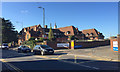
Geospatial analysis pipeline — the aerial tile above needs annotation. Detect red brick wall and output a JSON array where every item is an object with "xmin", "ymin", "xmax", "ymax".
[
  {"xmin": 43, "ymin": 40, "xmax": 110, "ymax": 49},
  {"xmin": 75, "ymin": 40, "xmax": 110, "ymax": 48},
  {"xmin": 118, "ymin": 37, "xmax": 120, "ymax": 53},
  {"xmin": 56, "ymin": 38, "xmax": 68, "ymax": 42},
  {"xmin": 110, "ymin": 38, "xmax": 117, "ymax": 51}
]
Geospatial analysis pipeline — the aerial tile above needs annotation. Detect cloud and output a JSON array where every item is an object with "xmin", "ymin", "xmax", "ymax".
[{"xmin": 20, "ymin": 10, "xmax": 29, "ymax": 13}]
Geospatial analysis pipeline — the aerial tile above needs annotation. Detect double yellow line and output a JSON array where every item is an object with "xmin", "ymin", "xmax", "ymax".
[{"xmin": 0, "ymin": 59, "xmax": 23, "ymax": 72}]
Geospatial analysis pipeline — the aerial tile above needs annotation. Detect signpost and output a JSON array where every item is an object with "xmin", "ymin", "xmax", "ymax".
[
  {"xmin": 57, "ymin": 43, "xmax": 69, "ymax": 47},
  {"xmin": 113, "ymin": 41, "xmax": 118, "ymax": 51}
]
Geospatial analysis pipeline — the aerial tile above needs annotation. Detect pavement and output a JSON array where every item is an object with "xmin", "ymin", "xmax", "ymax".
[{"xmin": 55, "ymin": 45, "xmax": 119, "ymax": 62}]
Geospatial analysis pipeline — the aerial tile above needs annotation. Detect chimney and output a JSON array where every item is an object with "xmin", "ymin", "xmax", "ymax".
[
  {"xmin": 44, "ymin": 25, "xmax": 47, "ymax": 28},
  {"xmin": 24, "ymin": 28, "xmax": 26, "ymax": 32},
  {"xmin": 76, "ymin": 28, "xmax": 78, "ymax": 31},
  {"xmin": 54, "ymin": 22, "xmax": 57, "ymax": 29}
]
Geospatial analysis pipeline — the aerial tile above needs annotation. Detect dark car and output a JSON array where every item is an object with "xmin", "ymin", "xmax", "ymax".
[
  {"xmin": 18, "ymin": 45, "xmax": 31, "ymax": 53},
  {"xmin": 33, "ymin": 45, "xmax": 54, "ymax": 55}
]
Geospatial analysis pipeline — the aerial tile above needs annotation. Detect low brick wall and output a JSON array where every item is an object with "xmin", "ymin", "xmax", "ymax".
[
  {"xmin": 46, "ymin": 41, "xmax": 57, "ymax": 49},
  {"xmin": 75, "ymin": 40, "xmax": 110, "ymax": 48},
  {"xmin": 39, "ymin": 40, "xmax": 110, "ymax": 49}
]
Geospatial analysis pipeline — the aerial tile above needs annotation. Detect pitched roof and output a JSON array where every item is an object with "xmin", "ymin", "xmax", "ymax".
[
  {"xmin": 82, "ymin": 28, "xmax": 99, "ymax": 36},
  {"xmin": 24, "ymin": 24, "xmax": 41, "ymax": 29},
  {"xmin": 57, "ymin": 26, "xmax": 77, "ymax": 36},
  {"xmin": 43, "ymin": 28, "xmax": 64, "ymax": 33}
]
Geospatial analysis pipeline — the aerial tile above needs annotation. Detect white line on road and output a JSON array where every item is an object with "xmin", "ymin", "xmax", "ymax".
[{"xmin": 67, "ymin": 54, "xmax": 92, "ymax": 57}]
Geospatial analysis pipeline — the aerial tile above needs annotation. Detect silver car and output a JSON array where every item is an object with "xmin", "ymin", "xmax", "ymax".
[{"xmin": 33, "ymin": 45, "xmax": 54, "ymax": 55}]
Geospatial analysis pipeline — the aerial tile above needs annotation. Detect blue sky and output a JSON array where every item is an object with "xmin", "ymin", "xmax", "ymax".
[{"xmin": 2, "ymin": 2, "xmax": 118, "ymax": 38}]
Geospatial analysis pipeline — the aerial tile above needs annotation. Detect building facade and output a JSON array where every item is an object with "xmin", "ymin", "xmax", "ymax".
[{"xmin": 18, "ymin": 24, "xmax": 104, "ymax": 45}]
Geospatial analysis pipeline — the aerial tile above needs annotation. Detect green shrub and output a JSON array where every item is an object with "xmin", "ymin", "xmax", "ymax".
[
  {"xmin": 28, "ymin": 37, "xmax": 35, "ymax": 41},
  {"xmin": 43, "ymin": 39, "xmax": 50, "ymax": 41},
  {"xmin": 21, "ymin": 40, "xmax": 36, "ymax": 50},
  {"xmin": 38, "ymin": 37, "xmax": 44, "ymax": 41}
]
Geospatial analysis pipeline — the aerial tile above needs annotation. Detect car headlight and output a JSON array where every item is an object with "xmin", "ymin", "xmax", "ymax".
[{"xmin": 43, "ymin": 49, "xmax": 47, "ymax": 51}]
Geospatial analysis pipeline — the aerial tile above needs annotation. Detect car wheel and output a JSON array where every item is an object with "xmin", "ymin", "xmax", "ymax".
[
  {"xmin": 41, "ymin": 51, "xmax": 44, "ymax": 56},
  {"xmin": 18, "ymin": 50, "xmax": 21, "ymax": 53}
]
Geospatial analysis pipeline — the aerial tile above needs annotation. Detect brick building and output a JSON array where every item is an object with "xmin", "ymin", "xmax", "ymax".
[
  {"xmin": 18, "ymin": 24, "xmax": 104, "ymax": 45},
  {"xmin": 82, "ymin": 28, "xmax": 104, "ymax": 40}
]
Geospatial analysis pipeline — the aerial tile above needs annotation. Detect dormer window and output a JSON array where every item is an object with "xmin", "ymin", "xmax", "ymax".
[
  {"xmin": 90, "ymin": 33, "xmax": 94, "ymax": 36},
  {"xmin": 86, "ymin": 33, "xmax": 89, "ymax": 36},
  {"xmin": 66, "ymin": 31, "xmax": 70, "ymax": 35},
  {"xmin": 24, "ymin": 28, "xmax": 27, "ymax": 32},
  {"xmin": 38, "ymin": 26, "xmax": 41, "ymax": 29}
]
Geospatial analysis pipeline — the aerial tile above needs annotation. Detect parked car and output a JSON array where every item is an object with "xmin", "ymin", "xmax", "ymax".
[
  {"xmin": 0, "ymin": 43, "xmax": 9, "ymax": 49},
  {"xmin": 18, "ymin": 45, "xmax": 31, "ymax": 53},
  {"xmin": 33, "ymin": 45, "xmax": 54, "ymax": 55}
]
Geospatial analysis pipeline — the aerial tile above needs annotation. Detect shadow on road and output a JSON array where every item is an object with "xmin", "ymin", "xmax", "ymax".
[
  {"xmin": 2, "ymin": 49, "xmax": 68, "ymax": 59},
  {"xmin": 2, "ymin": 58, "xmax": 119, "ymax": 72}
]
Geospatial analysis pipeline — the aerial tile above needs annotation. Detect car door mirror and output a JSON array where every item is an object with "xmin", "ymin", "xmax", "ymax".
[{"xmin": 38, "ymin": 47, "xmax": 41, "ymax": 49}]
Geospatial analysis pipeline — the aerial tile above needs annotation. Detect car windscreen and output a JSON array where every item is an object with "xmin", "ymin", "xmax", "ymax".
[
  {"xmin": 20, "ymin": 46, "xmax": 28, "ymax": 48},
  {"xmin": 2, "ymin": 44, "xmax": 8, "ymax": 46},
  {"xmin": 23, "ymin": 46, "xmax": 29, "ymax": 48},
  {"xmin": 41, "ymin": 45, "xmax": 49, "ymax": 49}
]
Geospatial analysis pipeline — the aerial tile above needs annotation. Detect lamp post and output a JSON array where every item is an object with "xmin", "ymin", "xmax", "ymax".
[
  {"xmin": 38, "ymin": 6, "xmax": 45, "ymax": 37},
  {"xmin": 38, "ymin": 6, "xmax": 45, "ymax": 28}
]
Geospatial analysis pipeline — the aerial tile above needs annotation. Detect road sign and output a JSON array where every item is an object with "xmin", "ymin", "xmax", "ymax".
[
  {"xmin": 113, "ymin": 41, "xmax": 118, "ymax": 51},
  {"xmin": 57, "ymin": 43, "xmax": 69, "ymax": 47}
]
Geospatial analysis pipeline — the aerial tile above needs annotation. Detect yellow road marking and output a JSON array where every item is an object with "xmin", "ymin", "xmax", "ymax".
[
  {"xmin": 6, "ymin": 62, "xmax": 23, "ymax": 72},
  {"xmin": 69, "ymin": 54, "xmax": 120, "ymax": 62},
  {"xmin": 0, "ymin": 59, "xmax": 7, "ymax": 62},
  {"xmin": 74, "ymin": 55, "xmax": 77, "ymax": 63},
  {"xmin": 0, "ymin": 59, "xmax": 23, "ymax": 72},
  {"xmin": 35, "ymin": 55, "xmax": 59, "ymax": 60}
]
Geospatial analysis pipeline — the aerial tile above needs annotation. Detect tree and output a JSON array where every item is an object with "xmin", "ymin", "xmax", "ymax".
[
  {"xmin": 69, "ymin": 35, "xmax": 78, "ymax": 40},
  {"xmin": 48, "ymin": 23, "xmax": 54, "ymax": 41},
  {"xmin": 69, "ymin": 35, "xmax": 74, "ymax": 40},
  {"xmin": 1, "ymin": 18, "xmax": 18, "ymax": 43},
  {"xmin": 28, "ymin": 37, "xmax": 35, "ymax": 41}
]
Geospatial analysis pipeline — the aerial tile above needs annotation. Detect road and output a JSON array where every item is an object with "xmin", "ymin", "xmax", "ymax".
[{"xmin": 1, "ymin": 47, "xmax": 119, "ymax": 72}]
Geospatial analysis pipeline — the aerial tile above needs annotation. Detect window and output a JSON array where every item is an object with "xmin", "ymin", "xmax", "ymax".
[
  {"xmin": 27, "ymin": 34, "xmax": 29, "ymax": 39},
  {"xmin": 38, "ymin": 26, "xmax": 41, "ymax": 28},
  {"xmin": 66, "ymin": 31, "xmax": 70, "ymax": 34},
  {"xmin": 86, "ymin": 33, "xmax": 89, "ymax": 36},
  {"xmin": 90, "ymin": 33, "xmax": 94, "ymax": 36},
  {"xmin": 54, "ymin": 33, "xmax": 56, "ymax": 35},
  {"xmin": 46, "ymin": 32, "xmax": 49, "ymax": 34},
  {"xmin": 42, "ymin": 35, "xmax": 46, "ymax": 37}
]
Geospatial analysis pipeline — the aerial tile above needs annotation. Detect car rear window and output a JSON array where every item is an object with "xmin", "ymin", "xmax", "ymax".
[
  {"xmin": 2, "ymin": 44, "xmax": 8, "ymax": 46},
  {"xmin": 41, "ymin": 45, "xmax": 49, "ymax": 49}
]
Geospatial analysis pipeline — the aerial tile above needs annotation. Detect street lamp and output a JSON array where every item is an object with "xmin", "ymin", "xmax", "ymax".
[
  {"xmin": 38, "ymin": 6, "xmax": 45, "ymax": 28},
  {"xmin": 38, "ymin": 6, "xmax": 45, "ymax": 37}
]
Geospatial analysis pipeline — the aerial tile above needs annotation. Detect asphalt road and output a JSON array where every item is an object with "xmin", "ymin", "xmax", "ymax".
[{"xmin": 1, "ymin": 48, "xmax": 120, "ymax": 72}]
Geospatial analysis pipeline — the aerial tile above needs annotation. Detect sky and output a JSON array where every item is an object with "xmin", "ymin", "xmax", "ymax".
[{"xmin": 1, "ymin": 2, "xmax": 118, "ymax": 38}]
